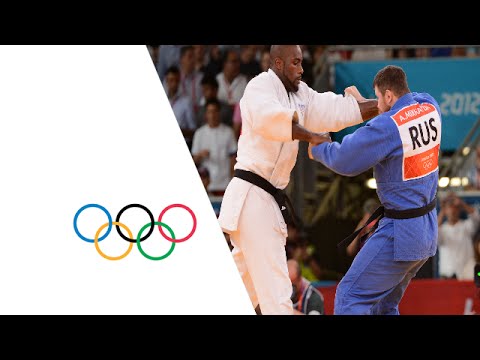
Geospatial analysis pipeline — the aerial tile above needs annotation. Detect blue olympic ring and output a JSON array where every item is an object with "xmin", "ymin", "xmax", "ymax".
[{"xmin": 73, "ymin": 203, "xmax": 113, "ymax": 243}]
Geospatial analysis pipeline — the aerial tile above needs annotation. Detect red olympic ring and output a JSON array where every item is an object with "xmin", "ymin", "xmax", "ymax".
[{"xmin": 158, "ymin": 204, "xmax": 197, "ymax": 243}]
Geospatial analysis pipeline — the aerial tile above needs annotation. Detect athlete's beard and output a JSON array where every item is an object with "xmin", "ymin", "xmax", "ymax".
[
  {"xmin": 283, "ymin": 68, "xmax": 299, "ymax": 93},
  {"xmin": 379, "ymin": 104, "xmax": 391, "ymax": 114}
]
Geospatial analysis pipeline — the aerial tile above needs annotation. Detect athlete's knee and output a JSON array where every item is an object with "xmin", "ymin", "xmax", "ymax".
[
  {"xmin": 334, "ymin": 281, "xmax": 348, "ymax": 307},
  {"xmin": 334, "ymin": 286, "xmax": 372, "ymax": 315},
  {"xmin": 333, "ymin": 286, "xmax": 351, "ymax": 314}
]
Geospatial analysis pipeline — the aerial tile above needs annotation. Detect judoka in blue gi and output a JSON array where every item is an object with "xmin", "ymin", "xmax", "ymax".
[{"xmin": 309, "ymin": 65, "xmax": 442, "ymax": 315}]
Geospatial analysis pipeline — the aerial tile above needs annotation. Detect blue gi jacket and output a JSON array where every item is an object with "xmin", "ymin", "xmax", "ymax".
[{"xmin": 311, "ymin": 93, "xmax": 441, "ymax": 261}]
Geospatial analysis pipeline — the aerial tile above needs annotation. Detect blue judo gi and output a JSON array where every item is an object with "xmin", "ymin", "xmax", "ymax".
[{"xmin": 310, "ymin": 92, "xmax": 442, "ymax": 314}]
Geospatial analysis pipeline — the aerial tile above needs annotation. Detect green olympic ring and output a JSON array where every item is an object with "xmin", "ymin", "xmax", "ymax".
[{"xmin": 137, "ymin": 222, "xmax": 176, "ymax": 261}]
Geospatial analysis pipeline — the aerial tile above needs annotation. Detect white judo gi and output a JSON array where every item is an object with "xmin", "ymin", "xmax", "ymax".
[{"xmin": 218, "ymin": 69, "xmax": 363, "ymax": 314}]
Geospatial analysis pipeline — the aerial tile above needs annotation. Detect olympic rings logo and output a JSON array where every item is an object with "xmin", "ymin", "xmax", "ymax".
[
  {"xmin": 423, "ymin": 159, "xmax": 434, "ymax": 170},
  {"xmin": 73, "ymin": 203, "xmax": 197, "ymax": 261}
]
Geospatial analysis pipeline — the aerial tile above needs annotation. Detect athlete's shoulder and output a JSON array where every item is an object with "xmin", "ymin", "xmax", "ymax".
[
  {"xmin": 413, "ymin": 92, "xmax": 440, "ymax": 109},
  {"xmin": 251, "ymin": 70, "xmax": 270, "ymax": 83},
  {"xmin": 244, "ymin": 71, "xmax": 272, "ymax": 91},
  {"xmin": 361, "ymin": 110, "xmax": 400, "ymax": 141},
  {"xmin": 309, "ymin": 284, "xmax": 324, "ymax": 299},
  {"xmin": 369, "ymin": 111, "xmax": 394, "ymax": 129},
  {"xmin": 296, "ymin": 80, "xmax": 311, "ymax": 97}
]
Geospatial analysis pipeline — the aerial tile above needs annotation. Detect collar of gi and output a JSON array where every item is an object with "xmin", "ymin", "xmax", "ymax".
[{"xmin": 390, "ymin": 92, "xmax": 415, "ymax": 112}]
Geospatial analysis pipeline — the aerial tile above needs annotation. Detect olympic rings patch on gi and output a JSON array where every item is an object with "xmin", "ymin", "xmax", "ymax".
[
  {"xmin": 73, "ymin": 203, "xmax": 197, "ymax": 261},
  {"xmin": 423, "ymin": 159, "xmax": 434, "ymax": 170}
]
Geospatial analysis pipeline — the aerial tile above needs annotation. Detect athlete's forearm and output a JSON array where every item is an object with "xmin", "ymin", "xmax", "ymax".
[
  {"xmin": 292, "ymin": 121, "xmax": 318, "ymax": 142},
  {"xmin": 291, "ymin": 111, "xmax": 324, "ymax": 143},
  {"xmin": 358, "ymin": 100, "xmax": 379, "ymax": 121}
]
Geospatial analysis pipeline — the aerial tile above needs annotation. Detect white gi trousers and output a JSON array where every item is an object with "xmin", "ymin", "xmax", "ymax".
[{"xmin": 229, "ymin": 185, "xmax": 293, "ymax": 315}]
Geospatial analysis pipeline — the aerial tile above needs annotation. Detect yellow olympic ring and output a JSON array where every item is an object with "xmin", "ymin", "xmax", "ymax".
[{"xmin": 94, "ymin": 221, "xmax": 134, "ymax": 261}]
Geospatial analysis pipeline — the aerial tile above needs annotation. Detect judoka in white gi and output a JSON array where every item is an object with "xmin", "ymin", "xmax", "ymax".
[{"xmin": 218, "ymin": 45, "xmax": 378, "ymax": 314}]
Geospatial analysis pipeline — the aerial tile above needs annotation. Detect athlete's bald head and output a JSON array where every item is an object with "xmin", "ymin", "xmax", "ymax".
[
  {"xmin": 270, "ymin": 45, "xmax": 297, "ymax": 63},
  {"xmin": 269, "ymin": 45, "xmax": 304, "ymax": 93}
]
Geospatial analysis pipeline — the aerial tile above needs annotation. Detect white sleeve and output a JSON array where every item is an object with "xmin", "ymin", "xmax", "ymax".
[
  {"xmin": 242, "ymin": 77, "xmax": 294, "ymax": 142},
  {"xmin": 304, "ymin": 87, "xmax": 363, "ymax": 133},
  {"xmin": 191, "ymin": 129, "xmax": 201, "ymax": 155},
  {"xmin": 465, "ymin": 208, "xmax": 480, "ymax": 235}
]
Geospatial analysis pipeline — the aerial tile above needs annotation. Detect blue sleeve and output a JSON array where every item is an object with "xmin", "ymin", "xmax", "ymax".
[{"xmin": 310, "ymin": 117, "xmax": 396, "ymax": 176}]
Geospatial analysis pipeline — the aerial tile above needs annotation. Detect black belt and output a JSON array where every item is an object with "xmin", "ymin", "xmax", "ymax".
[
  {"xmin": 233, "ymin": 169, "xmax": 297, "ymax": 227},
  {"xmin": 337, "ymin": 197, "xmax": 437, "ymax": 249}
]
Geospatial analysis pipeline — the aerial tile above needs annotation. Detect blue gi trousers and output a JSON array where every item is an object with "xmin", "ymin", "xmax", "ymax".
[{"xmin": 334, "ymin": 221, "xmax": 428, "ymax": 315}]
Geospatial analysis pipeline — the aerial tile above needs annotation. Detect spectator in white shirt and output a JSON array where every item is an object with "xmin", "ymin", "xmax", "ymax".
[
  {"xmin": 438, "ymin": 192, "xmax": 480, "ymax": 280},
  {"xmin": 216, "ymin": 49, "xmax": 248, "ymax": 106},
  {"xmin": 191, "ymin": 99, "xmax": 237, "ymax": 194}
]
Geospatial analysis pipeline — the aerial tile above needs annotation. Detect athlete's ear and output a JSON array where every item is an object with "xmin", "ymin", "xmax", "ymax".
[
  {"xmin": 385, "ymin": 89, "xmax": 393, "ymax": 106},
  {"xmin": 274, "ymin": 57, "xmax": 283, "ymax": 71}
]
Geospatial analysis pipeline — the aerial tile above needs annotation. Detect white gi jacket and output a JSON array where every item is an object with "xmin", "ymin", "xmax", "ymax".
[{"xmin": 218, "ymin": 69, "xmax": 363, "ymax": 235}]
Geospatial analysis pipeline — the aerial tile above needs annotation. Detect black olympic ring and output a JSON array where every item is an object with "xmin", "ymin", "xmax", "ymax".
[{"xmin": 115, "ymin": 204, "xmax": 154, "ymax": 243}]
